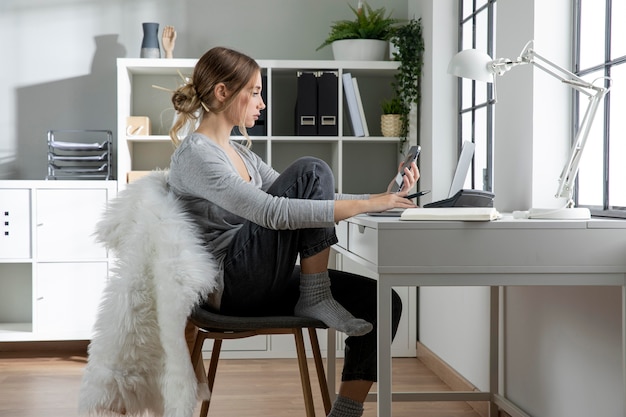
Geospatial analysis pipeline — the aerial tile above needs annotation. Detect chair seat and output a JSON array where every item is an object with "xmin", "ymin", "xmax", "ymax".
[
  {"xmin": 189, "ymin": 305, "xmax": 327, "ymax": 332},
  {"xmin": 188, "ymin": 305, "xmax": 332, "ymax": 417}
]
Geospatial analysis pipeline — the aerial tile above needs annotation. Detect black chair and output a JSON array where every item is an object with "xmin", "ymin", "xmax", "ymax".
[{"xmin": 188, "ymin": 306, "xmax": 332, "ymax": 417}]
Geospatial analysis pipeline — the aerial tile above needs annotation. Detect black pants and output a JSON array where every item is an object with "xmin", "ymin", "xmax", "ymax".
[{"xmin": 220, "ymin": 156, "xmax": 403, "ymax": 382}]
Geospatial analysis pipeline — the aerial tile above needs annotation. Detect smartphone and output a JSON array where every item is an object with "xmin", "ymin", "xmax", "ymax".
[{"xmin": 394, "ymin": 145, "xmax": 421, "ymax": 192}]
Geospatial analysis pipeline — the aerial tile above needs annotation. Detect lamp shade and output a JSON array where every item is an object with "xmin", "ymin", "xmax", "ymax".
[{"xmin": 447, "ymin": 49, "xmax": 494, "ymax": 83}]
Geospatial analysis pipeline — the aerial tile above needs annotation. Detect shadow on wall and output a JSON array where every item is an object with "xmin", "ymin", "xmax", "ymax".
[{"xmin": 14, "ymin": 34, "xmax": 126, "ymax": 180}]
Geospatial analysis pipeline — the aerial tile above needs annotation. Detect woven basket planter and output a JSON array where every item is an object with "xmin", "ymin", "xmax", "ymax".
[{"xmin": 381, "ymin": 114, "xmax": 402, "ymax": 137}]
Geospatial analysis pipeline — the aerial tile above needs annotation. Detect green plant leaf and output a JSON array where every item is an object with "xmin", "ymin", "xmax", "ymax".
[
  {"xmin": 316, "ymin": 1, "xmax": 400, "ymax": 51},
  {"xmin": 388, "ymin": 18, "xmax": 424, "ymax": 142}
]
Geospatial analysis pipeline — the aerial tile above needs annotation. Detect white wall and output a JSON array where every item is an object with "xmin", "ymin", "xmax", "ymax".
[
  {"xmin": 493, "ymin": 0, "xmax": 573, "ymax": 212},
  {"xmin": 1, "ymin": 0, "xmax": 407, "ymax": 180},
  {"xmin": 411, "ymin": 0, "xmax": 492, "ymax": 392}
]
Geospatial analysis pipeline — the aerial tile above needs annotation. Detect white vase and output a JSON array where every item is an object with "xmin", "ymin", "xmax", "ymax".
[{"xmin": 331, "ymin": 39, "xmax": 387, "ymax": 61}]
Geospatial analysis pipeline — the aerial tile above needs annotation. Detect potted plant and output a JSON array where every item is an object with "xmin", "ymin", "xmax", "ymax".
[
  {"xmin": 380, "ymin": 97, "xmax": 403, "ymax": 137},
  {"xmin": 389, "ymin": 18, "xmax": 425, "ymax": 142},
  {"xmin": 316, "ymin": 1, "xmax": 400, "ymax": 61}
]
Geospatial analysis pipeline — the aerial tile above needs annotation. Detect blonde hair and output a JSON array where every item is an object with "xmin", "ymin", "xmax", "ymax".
[{"xmin": 169, "ymin": 47, "xmax": 261, "ymax": 147}]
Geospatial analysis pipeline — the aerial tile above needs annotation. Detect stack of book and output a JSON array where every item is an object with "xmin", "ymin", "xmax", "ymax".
[
  {"xmin": 342, "ymin": 72, "xmax": 369, "ymax": 137},
  {"xmin": 46, "ymin": 130, "xmax": 112, "ymax": 180}
]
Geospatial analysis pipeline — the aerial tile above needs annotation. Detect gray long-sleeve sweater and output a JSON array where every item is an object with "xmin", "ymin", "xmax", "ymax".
[{"xmin": 168, "ymin": 133, "xmax": 366, "ymax": 308}]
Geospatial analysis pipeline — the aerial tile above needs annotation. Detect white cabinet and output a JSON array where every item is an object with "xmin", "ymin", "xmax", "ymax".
[
  {"xmin": 35, "ymin": 262, "xmax": 108, "ymax": 339},
  {"xmin": 0, "ymin": 189, "xmax": 31, "ymax": 259},
  {"xmin": 36, "ymin": 189, "xmax": 108, "ymax": 260},
  {"xmin": 117, "ymin": 58, "xmax": 416, "ymax": 358},
  {"xmin": 0, "ymin": 180, "xmax": 116, "ymax": 341}
]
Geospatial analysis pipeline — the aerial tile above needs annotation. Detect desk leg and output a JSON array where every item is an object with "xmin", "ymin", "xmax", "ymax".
[
  {"xmin": 489, "ymin": 286, "xmax": 500, "ymax": 417},
  {"xmin": 623, "ymin": 285, "xmax": 626, "ymax": 417},
  {"xmin": 327, "ymin": 328, "xmax": 337, "ymax": 402},
  {"xmin": 377, "ymin": 279, "xmax": 393, "ymax": 417}
]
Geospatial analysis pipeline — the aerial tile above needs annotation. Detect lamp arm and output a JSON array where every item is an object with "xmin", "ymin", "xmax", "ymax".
[
  {"xmin": 500, "ymin": 41, "xmax": 610, "ymax": 206},
  {"xmin": 490, "ymin": 41, "xmax": 605, "ymax": 97},
  {"xmin": 472, "ymin": 40, "xmax": 613, "ymax": 212},
  {"xmin": 555, "ymin": 88, "xmax": 607, "ymax": 204},
  {"xmin": 524, "ymin": 48, "xmax": 603, "ymax": 97}
]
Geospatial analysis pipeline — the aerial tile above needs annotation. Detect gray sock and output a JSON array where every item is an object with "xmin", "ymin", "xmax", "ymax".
[
  {"xmin": 294, "ymin": 271, "xmax": 372, "ymax": 337},
  {"xmin": 327, "ymin": 395, "xmax": 364, "ymax": 417}
]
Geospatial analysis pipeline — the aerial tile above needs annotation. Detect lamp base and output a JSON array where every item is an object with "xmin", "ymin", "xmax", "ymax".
[{"xmin": 525, "ymin": 207, "xmax": 591, "ymax": 220}]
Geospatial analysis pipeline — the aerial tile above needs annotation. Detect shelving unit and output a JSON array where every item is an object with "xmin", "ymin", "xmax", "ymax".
[
  {"xmin": 117, "ymin": 58, "xmax": 405, "ymax": 192},
  {"xmin": 116, "ymin": 58, "xmax": 416, "ymax": 358},
  {"xmin": 0, "ymin": 180, "xmax": 116, "ymax": 341}
]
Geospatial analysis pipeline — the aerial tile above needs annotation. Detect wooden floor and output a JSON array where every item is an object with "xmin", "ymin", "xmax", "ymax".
[{"xmin": 0, "ymin": 348, "xmax": 482, "ymax": 417}]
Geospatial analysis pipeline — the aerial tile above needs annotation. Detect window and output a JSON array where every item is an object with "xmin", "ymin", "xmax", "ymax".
[
  {"xmin": 455, "ymin": 0, "xmax": 496, "ymax": 192},
  {"xmin": 575, "ymin": 0, "xmax": 626, "ymax": 217}
]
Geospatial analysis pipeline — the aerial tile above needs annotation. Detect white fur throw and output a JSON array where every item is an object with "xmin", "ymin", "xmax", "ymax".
[{"xmin": 78, "ymin": 170, "xmax": 216, "ymax": 417}]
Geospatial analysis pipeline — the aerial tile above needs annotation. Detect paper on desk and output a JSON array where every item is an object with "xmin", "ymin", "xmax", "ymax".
[{"xmin": 400, "ymin": 207, "xmax": 501, "ymax": 221}]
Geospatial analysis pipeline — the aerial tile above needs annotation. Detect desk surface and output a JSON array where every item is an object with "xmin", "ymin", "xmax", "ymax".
[
  {"xmin": 337, "ymin": 214, "xmax": 626, "ymax": 286},
  {"xmin": 352, "ymin": 213, "xmax": 626, "ymax": 229}
]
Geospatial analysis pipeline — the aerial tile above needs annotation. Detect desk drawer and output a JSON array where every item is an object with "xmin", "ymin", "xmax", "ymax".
[
  {"xmin": 348, "ymin": 223, "xmax": 377, "ymax": 263},
  {"xmin": 335, "ymin": 221, "xmax": 348, "ymax": 250}
]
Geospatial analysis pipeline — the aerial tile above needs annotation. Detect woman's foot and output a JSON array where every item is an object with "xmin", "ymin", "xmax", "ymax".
[{"xmin": 294, "ymin": 272, "xmax": 372, "ymax": 336}]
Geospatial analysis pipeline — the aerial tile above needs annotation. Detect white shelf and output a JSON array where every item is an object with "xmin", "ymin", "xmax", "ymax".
[
  {"xmin": 120, "ymin": 58, "xmax": 399, "ymax": 72},
  {"xmin": 0, "ymin": 323, "xmax": 32, "ymax": 333}
]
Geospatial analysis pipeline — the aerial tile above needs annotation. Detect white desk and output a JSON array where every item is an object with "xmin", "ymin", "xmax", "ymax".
[{"xmin": 331, "ymin": 214, "xmax": 626, "ymax": 417}]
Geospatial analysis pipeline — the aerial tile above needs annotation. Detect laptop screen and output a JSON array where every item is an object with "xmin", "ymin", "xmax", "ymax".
[{"xmin": 448, "ymin": 141, "xmax": 475, "ymax": 198}]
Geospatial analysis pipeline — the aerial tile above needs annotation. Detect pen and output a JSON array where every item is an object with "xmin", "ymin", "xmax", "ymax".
[{"xmin": 406, "ymin": 190, "xmax": 431, "ymax": 199}]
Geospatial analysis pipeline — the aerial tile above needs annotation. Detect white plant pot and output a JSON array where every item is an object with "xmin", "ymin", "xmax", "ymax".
[{"xmin": 331, "ymin": 39, "xmax": 387, "ymax": 61}]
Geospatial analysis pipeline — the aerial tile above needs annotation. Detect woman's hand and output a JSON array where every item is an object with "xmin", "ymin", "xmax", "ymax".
[
  {"xmin": 366, "ymin": 192, "xmax": 418, "ymax": 213},
  {"xmin": 334, "ymin": 190, "xmax": 418, "ymax": 222},
  {"xmin": 386, "ymin": 161, "xmax": 420, "ymax": 195},
  {"xmin": 379, "ymin": 160, "xmax": 420, "ymax": 196},
  {"xmin": 333, "ymin": 160, "xmax": 421, "ymax": 222}
]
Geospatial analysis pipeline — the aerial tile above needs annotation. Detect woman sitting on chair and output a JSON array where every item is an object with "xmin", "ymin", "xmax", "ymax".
[{"xmin": 168, "ymin": 46, "xmax": 418, "ymax": 417}]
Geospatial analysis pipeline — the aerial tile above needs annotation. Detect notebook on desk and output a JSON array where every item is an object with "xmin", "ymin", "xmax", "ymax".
[{"xmin": 400, "ymin": 206, "xmax": 501, "ymax": 221}]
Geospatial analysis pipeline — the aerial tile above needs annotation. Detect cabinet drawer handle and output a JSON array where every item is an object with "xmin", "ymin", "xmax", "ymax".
[{"xmin": 358, "ymin": 225, "xmax": 366, "ymax": 234}]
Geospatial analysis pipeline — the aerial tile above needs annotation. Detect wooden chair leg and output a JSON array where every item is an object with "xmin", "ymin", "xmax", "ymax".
[
  {"xmin": 308, "ymin": 328, "xmax": 332, "ymax": 414},
  {"xmin": 199, "ymin": 336, "xmax": 223, "ymax": 417},
  {"xmin": 294, "ymin": 329, "xmax": 316, "ymax": 417},
  {"xmin": 189, "ymin": 325, "xmax": 211, "ymax": 403},
  {"xmin": 189, "ymin": 325, "xmax": 203, "ymax": 372}
]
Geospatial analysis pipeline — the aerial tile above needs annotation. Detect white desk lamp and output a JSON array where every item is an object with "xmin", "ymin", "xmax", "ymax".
[{"xmin": 448, "ymin": 40, "xmax": 610, "ymax": 219}]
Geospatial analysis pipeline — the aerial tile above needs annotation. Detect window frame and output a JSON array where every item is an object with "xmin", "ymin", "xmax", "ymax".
[
  {"xmin": 574, "ymin": 0, "xmax": 626, "ymax": 218},
  {"xmin": 455, "ymin": 0, "xmax": 497, "ymax": 192}
]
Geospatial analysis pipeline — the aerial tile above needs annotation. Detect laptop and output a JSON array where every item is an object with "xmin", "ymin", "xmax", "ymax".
[
  {"xmin": 368, "ymin": 141, "xmax": 481, "ymax": 216},
  {"xmin": 447, "ymin": 141, "xmax": 475, "ymax": 198},
  {"xmin": 424, "ymin": 141, "xmax": 495, "ymax": 208}
]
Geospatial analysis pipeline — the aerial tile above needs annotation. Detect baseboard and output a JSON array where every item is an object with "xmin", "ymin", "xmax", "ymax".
[
  {"xmin": 0, "ymin": 340, "xmax": 89, "ymax": 356},
  {"xmin": 416, "ymin": 341, "xmax": 489, "ymax": 417}
]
